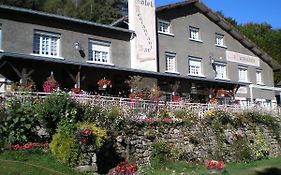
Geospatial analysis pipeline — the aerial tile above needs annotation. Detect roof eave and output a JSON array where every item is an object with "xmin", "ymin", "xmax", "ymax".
[
  {"xmin": 0, "ymin": 5, "xmax": 134, "ymax": 34},
  {"xmin": 193, "ymin": 2, "xmax": 281, "ymax": 71}
]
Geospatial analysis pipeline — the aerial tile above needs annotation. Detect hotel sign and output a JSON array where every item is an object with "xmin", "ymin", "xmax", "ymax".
[
  {"xmin": 226, "ymin": 50, "xmax": 260, "ymax": 67},
  {"xmin": 129, "ymin": 0, "xmax": 157, "ymax": 71}
]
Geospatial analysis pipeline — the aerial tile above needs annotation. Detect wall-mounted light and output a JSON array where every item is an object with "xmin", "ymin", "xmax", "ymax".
[
  {"xmin": 74, "ymin": 42, "xmax": 83, "ymax": 51},
  {"xmin": 209, "ymin": 56, "xmax": 215, "ymax": 64},
  {"xmin": 74, "ymin": 42, "xmax": 85, "ymax": 58}
]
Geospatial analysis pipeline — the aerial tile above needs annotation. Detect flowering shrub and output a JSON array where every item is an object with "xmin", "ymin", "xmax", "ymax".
[
  {"xmin": 149, "ymin": 84, "xmax": 161, "ymax": 102},
  {"xmin": 144, "ymin": 117, "xmax": 157, "ymax": 125},
  {"xmin": 43, "ymin": 76, "xmax": 59, "ymax": 93},
  {"xmin": 162, "ymin": 117, "xmax": 173, "ymax": 124},
  {"xmin": 251, "ymin": 132, "xmax": 269, "ymax": 160},
  {"xmin": 112, "ymin": 161, "xmax": 138, "ymax": 175},
  {"xmin": 128, "ymin": 92, "xmax": 143, "ymax": 99},
  {"xmin": 5, "ymin": 143, "xmax": 49, "ymax": 151},
  {"xmin": 204, "ymin": 160, "xmax": 224, "ymax": 169},
  {"xmin": 77, "ymin": 128, "xmax": 94, "ymax": 145},
  {"xmin": 126, "ymin": 76, "xmax": 144, "ymax": 100},
  {"xmin": 71, "ymin": 88, "xmax": 81, "ymax": 94},
  {"xmin": 11, "ymin": 78, "xmax": 36, "ymax": 92},
  {"xmin": 77, "ymin": 123, "xmax": 107, "ymax": 151},
  {"xmin": 215, "ymin": 88, "xmax": 230, "ymax": 98},
  {"xmin": 97, "ymin": 78, "xmax": 111, "ymax": 88},
  {"xmin": 172, "ymin": 95, "xmax": 181, "ymax": 102}
]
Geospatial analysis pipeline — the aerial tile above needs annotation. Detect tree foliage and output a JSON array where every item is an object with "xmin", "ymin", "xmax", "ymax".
[{"xmin": 0, "ymin": 0, "xmax": 127, "ymax": 24}]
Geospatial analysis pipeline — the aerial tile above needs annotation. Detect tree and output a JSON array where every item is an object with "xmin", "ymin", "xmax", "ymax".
[
  {"xmin": 0, "ymin": 0, "xmax": 127, "ymax": 24},
  {"xmin": 216, "ymin": 11, "xmax": 238, "ymax": 27},
  {"xmin": 239, "ymin": 23, "xmax": 281, "ymax": 83}
]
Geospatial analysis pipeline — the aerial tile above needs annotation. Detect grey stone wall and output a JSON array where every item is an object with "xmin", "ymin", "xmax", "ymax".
[{"xmin": 113, "ymin": 124, "xmax": 281, "ymax": 166}]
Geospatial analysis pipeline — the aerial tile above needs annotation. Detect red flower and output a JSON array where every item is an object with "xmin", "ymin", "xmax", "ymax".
[
  {"xmin": 204, "ymin": 160, "xmax": 225, "ymax": 169},
  {"xmin": 113, "ymin": 161, "xmax": 138, "ymax": 174},
  {"xmin": 5, "ymin": 143, "xmax": 49, "ymax": 151},
  {"xmin": 144, "ymin": 118, "xmax": 157, "ymax": 124},
  {"xmin": 217, "ymin": 161, "xmax": 224, "ymax": 169},
  {"xmin": 81, "ymin": 128, "xmax": 92, "ymax": 137},
  {"xmin": 97, "ymin": 78, "xmax": 111, "ymax": 88},
  {"xmin": 163, "ymin": 118, "xmax": 173, "ymax": 123}
]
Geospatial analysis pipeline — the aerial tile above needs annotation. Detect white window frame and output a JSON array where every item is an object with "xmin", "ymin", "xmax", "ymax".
[
  {"xmin": 88, "ymin": 39, "xmax": 112, "ymax": 65},
  {"xmin": 256, "ymin": 69, "xmax": 264, "ymax": 85},
  {"xmin": 189, "ymin": 26, "xmax": 202, "ymax": 42},
  {"xmin": 215, "ymin": 33, "xmax": 226, "ymax": 48},
  {"xmin": 158, "ymin": 20, "xmax": 173, "ymax": 36},
  {"xmin": 32, "ymin": 30, "xmax": 62, "ymax": 59},
  {"xmin": 238, "ymin": 66, "xmax": 248, "ymax": 82},
  {"xmin": 165, "ymin": 52, "xmax": 177, "ymax": 73},
  {"xmin": 188, "ymin": 57, "xmax": 204, "ymax": 77},
  {"xmin": 215, "ymin": 63, "xmax": 227, "ymax": 80}
]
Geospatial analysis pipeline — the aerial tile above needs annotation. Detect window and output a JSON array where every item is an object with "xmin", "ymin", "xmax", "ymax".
[
  {"xmin": 158, "ymin": 20, "xmax": 171, "ymax": 34},
  {"xmin": 189, "ymin": 26, "xmax": 200, "ymax": 41},
  {"xmin": 238, "ymin": 67, "xmax": 248, "ymax": 82},
  {"xmin": 165, "ymin": 52, "xmax": 176, "ymax": 72},
  {"xmin": 33, "ymin": 30, "xmax": 60, "ymax": 57},
  {"xmin": 215, "ymin": 63, "xmax": 227, "ymax": 79},
  {"xmin": 215, "ymin": 33, "xmax": 225, "ymax": 47},
  {"xmin": 88, "ymin": 40, "xmax": 110, "ymax": 63},
  {"xmin": 256, "ymin": 70, "xmax": 263, "ymax": 84},
  {"xmin": 189, "ymin": 58, "xmax": 202, "ymax": 76}
]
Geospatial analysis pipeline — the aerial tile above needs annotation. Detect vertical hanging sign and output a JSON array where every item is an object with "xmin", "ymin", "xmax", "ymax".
[{"xmin": 129, "ymin": 0, "xmax": 157, "ymax": 72}]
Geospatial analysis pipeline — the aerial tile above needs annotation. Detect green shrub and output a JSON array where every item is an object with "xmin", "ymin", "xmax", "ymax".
[
  {"xmin": 151, "ymin": 140, "xmax": 170, "ymax": 166},
  {"xmin": 82, "ymin": 103, "xmax": 104, "ymax": 122},
  {"xmin": 231, "ymin": 137, "xmax": 253, "ymax": 163},
  {"xmin": 49, "ymin": 132, "xmax": 78, "ymax": 166},
  {"xmin": 206, "ymin": 110, "xmax": 234, "ymax": 132},
  {"xmin": 50, "ymin": 122, "xmax": 107, "ymax": 167},
  {"xmin": 251, "ymin": 132, "xmax": 269, "ymax": 160},
  {"xmin": 57, "ymin": 108, "xmax": 77, "ymax": 136},
  {"xmin": 36, "ymin": 91, "xmax": 82, "ymax": 137},
  {"xmin": 106, "ymin": 105, "xmax": 121, "ymax": 119},
  {"xmin": 170, "ymin": 144, "xmax": 185, "ymax": 161},
  {"xmin": 243, "ymin": 111, "xmax": 280, "ymax": 140},
  {"xmin": 0, "ymin": 100, "xmax": 39, "ymax": 145}
]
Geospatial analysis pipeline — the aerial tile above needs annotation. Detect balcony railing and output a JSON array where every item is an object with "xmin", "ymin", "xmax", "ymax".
[{"xmin": 0, "ymin": 91, "xmax": 280, "ymax": 117}]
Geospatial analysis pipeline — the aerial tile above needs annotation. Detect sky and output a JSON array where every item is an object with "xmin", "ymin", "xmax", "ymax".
[{"xmin": 156, "ymin": 0, "xmax": 281, "ymax": 29}]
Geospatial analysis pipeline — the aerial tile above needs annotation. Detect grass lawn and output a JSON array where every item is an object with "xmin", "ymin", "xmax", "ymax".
[
  {"xmin": 0, "ymin": 149, "xmax": 85, "ymax": 175},
  {"xmin": 1, "ymin": 149, "xmax": 281, "ymax": 175},
  {"xmin": 142, "ymin": 157, "xmax": 281, "ymax": 175}
]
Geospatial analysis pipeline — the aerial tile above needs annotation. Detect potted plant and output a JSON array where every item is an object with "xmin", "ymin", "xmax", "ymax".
[{"xmin": 97, "ymin": 78, "xmax": 112, "ymax": 90}]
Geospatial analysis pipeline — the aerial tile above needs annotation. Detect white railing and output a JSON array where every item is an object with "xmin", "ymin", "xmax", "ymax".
[{"xmin": 0, "ymin": 91, "xmax": 281, "ymax": 117}]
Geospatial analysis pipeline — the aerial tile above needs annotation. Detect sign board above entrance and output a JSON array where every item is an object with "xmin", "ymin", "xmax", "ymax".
[
  {"xmin": 129, "ymin": 0, "xmax": 157, "ymax": 72},
  {"xmin": 226, "ymin": 50, "xmax": 260, "ymax": 67}
]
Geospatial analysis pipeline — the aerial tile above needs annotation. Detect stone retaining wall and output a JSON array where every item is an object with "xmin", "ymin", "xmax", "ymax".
[{"xmin": 112, "ymin": 124, "xmax": 281, "ymax": 166}]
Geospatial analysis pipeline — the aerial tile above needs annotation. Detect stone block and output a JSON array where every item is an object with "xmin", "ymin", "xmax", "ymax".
[{"xmin": 75, "ymin": 165, "xmax": 97, "ymax": 173}]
